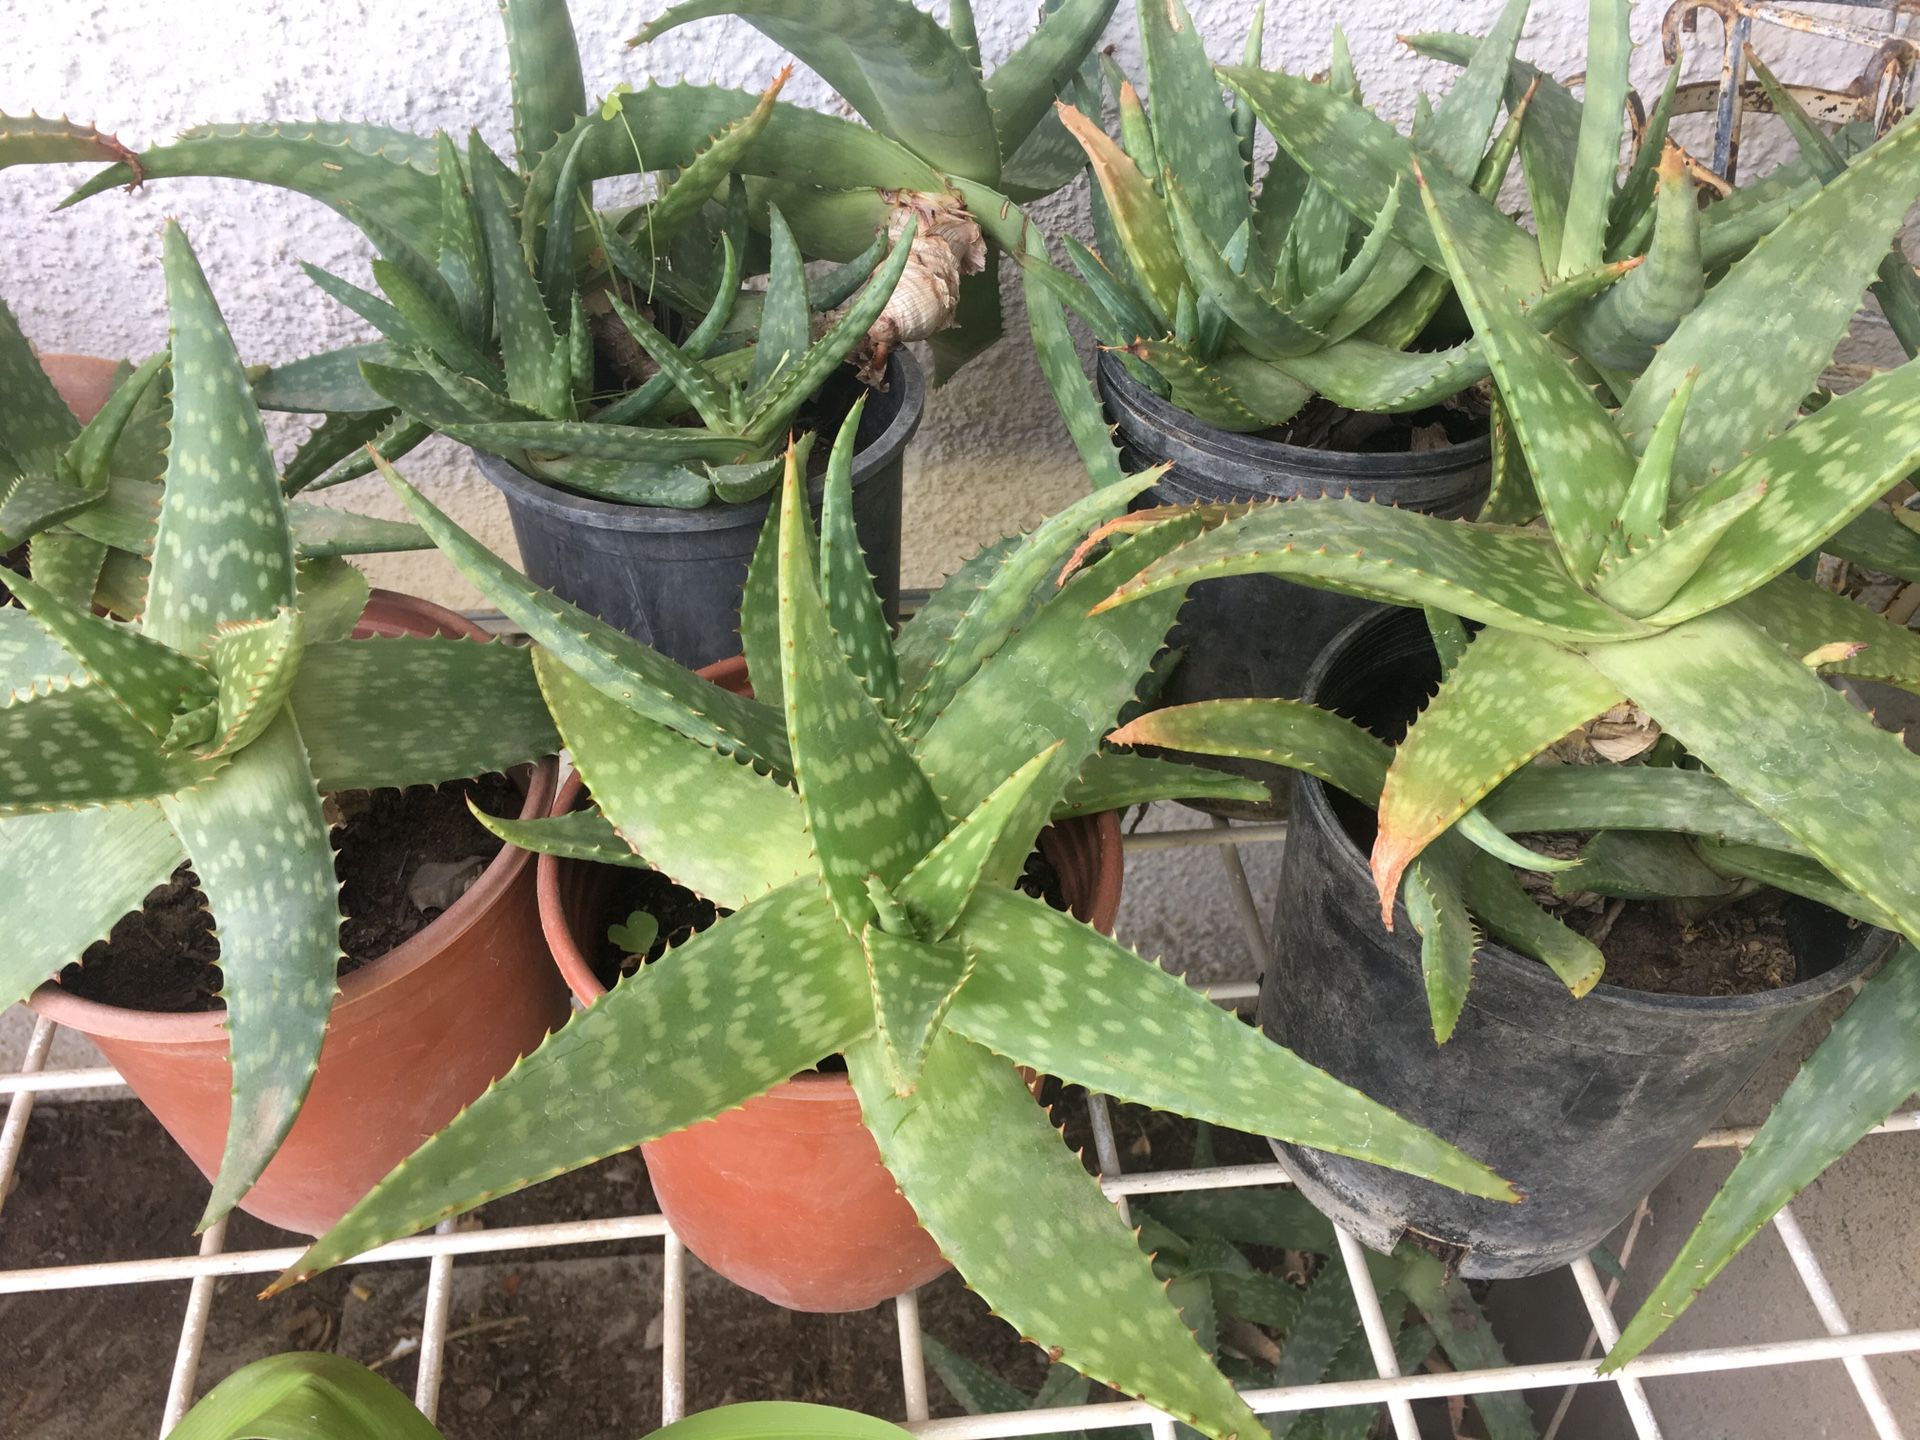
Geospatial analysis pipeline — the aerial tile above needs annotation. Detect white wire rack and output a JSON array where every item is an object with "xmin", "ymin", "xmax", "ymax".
[{"xmin": 3, "ymin": 815, "xmax": 1917, "ymax": 1439}]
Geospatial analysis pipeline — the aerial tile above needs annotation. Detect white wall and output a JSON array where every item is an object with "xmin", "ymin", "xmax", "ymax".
[{"xmin": 3, "ymin": 0, "xmax": 1870, "ymax": 605}]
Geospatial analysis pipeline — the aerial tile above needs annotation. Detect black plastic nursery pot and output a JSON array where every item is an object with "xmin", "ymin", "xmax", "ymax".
[
  {"xmin": 1098, "ymin": 351, "xmax": 1490, "ymax": 816},
  {"xmin": 1264, "ymin": 608, "xmax": 1897, "ymax": 1279},
  {"xmin": 475, "ymin": 351, "xmax": 923, "ymax": 670}
]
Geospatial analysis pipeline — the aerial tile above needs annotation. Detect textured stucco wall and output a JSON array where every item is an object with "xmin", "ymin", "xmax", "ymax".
[{"xmin": 1, "ymin": 0, "xmax": 1865, "ymax": 607}]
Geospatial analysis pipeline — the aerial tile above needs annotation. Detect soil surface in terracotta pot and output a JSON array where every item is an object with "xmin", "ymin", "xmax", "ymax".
[{"xmin": 60, "ymin": 774, "xmax": 522, "ymax": 1012}]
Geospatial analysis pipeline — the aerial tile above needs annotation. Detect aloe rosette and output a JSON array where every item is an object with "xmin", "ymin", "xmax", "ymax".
[
  {"xmin": 0, "ymin": 224, "xmax": 559, "ymax": 1227},
  {"xmin": 260, "ymin": 408, "xmax": 1511, "ymax": 1437},
  {"xmin": 1091, "ymin": 90, "xmax": 1920, "ymax": 1366}
]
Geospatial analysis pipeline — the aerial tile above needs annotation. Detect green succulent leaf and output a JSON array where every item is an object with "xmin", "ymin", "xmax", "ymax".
[
  {"xmin": 287, "ymin": 504, "xmax": 432, "ymax": 559},
  {"xmin": 1397, "ymin": 1252, "xmax": 1538, "ymax": 1440},
  {"xmin": 1609, "ymin": 946, "xmax": 1920, "ymax": 1369},
  {"xmin": 538, "ymin": 650, "xmax": 810, "ymax": 910},
  {"xmin": 1139, "ymin": 0, "xmax": 1247, "ymax": 256},
  {"xmin": 500, "ymin": 0, "xmax": 586, "ymax": 168},
  {"xmin": 893, "ymin": 535, "xmax": 1019, "ymax": 697},
  {"xmin": 253, "ymin": 343, "xmax": 405, "ymax": 414},
  {"xmin": 1463, "ymin": 848, "xmax": 1605, "ymax": 998},
  {"xmin": 294, "ymin": 559, "xmax": 371, "ymax": 644},
  {"xmin": 897, "ymin": 743, "xmax": 1065, "ymax": 941},
  {"xmin": 0, "ymin": 472, "xmax": 103, "ymax": 554},
  {"xmin": 146, "ymin": 223, "xmax": 298, "ymax": 655},
  {"xmin": 166, "ymin": 710, "xmax": 340, "ymax": 1228},
  {"xmin": 753, "ymin": 205, "xmax": 812, "ymax": 398},
  {"xmin": 847, "ymin": 1027, "xmax": 1265, "ymax": 1440},
  {"xmin": 1055, "ymin": 104, "xmax": 1184, "ymax": 327},
  {"xmin": 631, "ymin": 0, "xmax": 1001, "ymax": 182},
  {"xmin": 0, "ymin": 802, "xmax": 184, "ymax": 1007},
  {"xmin": 1558, "ymin": 0, "xmax": 1628, "ymax": 278},
  {"xmin": 198, "ymin": 608, "xmax": 305, "ymax": 758},
  {"xmin": 378, "ymin": 459, "xmax": 791, "ymax": 772},
  {"xmin": 1578, "ymin": 147, "xmax": 1701, "ymax": 372},
  {"xmin": 1699, "ymin": 842, "xmax": 1900, "ymax": 931},
  {"xmin": 167, "ymin": 1350, "xmax": 444, "ymax": 1440},
  {"xmin": 1401, "ymin": 835, "xmax": 1480, "ymax": 1044},
  {"xmin": 282, "ymin": 411, "xmax": 403, "ymax": 496},
  {"xmin": 1054, "ymin": 750, "xmax": 1268, "ymax": 817},
  {"xmin": 949, "ymin": 885, "xmax": 1513, "ymax": 1199},
  {"xmin": 1827, "ymin": 505, "xmax": 1920, "ymax": 585},
  {"xmin": 776, "ymin": 453, "xmax": 948, "ymax": 932},
  {"xmin": 467, "ymin": 134, "xmax": 569, "ymax": 417},
  {"xmin": 469, "ymin": 800, "xmax": 652, "ymax": 869},
  {"xmin": 67, "ymin": 351, "xmax": 168, "ymax": 493},
  {"xmin": 1593, "ymin": 479, "xmax": 1768, "ymax": 619},
  {"xmin": 1374, "ymin": 630, "xmax": 1622, "ymax": 914},
  {"xmin": 0, "ymin": 605, "xmax": 80, "ymax": 685},
  {"xmin": 0, "ymin": 677, "xmax": 227, "ymax": 815},
  {"xmin": 1581, "ymin": 612, "xmax": 1920, "ymax": 946},
  {"xmin": 290, "ymin": 635, "xmax": 557, "ymax": 792},
  {"xmin": 1265, "ymin": 1263, "xmax": 1363, "ymax": 1439},
  {"xmin": 1098, "ymin": 498, "xmax": 1654, "ymax": 643},
  {"xmin": 862, "ymin": 925, "xmax": 973, "ymax": 1094},
  {"xmin": 275, "ymin": 880, "xmax": 872, "ymax": 1292},
  {"xmin": 1479, "ymin": 764, "xmax": 1799, "ymax": 853},
  {"xmin": 1617, "ymin": 113, "xmax": 1920, "ymax": 492},
  {"xmin": 1729, "ymin": 575, "xmax": 1920, "ymax": 696},
  {"xmin": 1110, "ymin": 696, "xmax": 1388, "ymax": 803},
  {"xmin": 985, "ymin": 0, "xmax": 1117, "ymax": 162},
  {"xmin": 1558, "ymin": 830, "xmax": 1736, "ymax": 902},
  {"xmin": 817, "ymin": 400, "xmax": 901, "ymax": 715},
  {"xmin": 0, "ymin": 112, "xmax": 139, "ymax": 171},
  {"xmin": 64, "ymin": 123, "xmax": 443, "ymax": 235}
]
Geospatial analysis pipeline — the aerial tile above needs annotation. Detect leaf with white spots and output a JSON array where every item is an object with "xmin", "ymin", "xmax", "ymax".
[
  {"xmin": 777, "ymin": 451, "xmax": 948, "ymax": 933},
  {"xmin": 1591, "ymin": 480, "xmax": 1766, "ymax": 619},
  {"xmin": 0, "ymin": 802, "xmax": 184, "ymax": 1005},
  {"xmin": 145, "ymin": 223, "xmax": 298, "ymax": 655},
  {"xmin": 0, "ymin": 292, "xmax": 79, "ymax": 472},
  {"xmin": 0, "ymin": 676, "xmax": 227, "ymax": 815},
  {"xmin": 946, "ymin": 886, "xmax": 1513, "ymax": 1201},
  {"xmin": 275, "ymin": 879, "xmax": 872, "ymax": 1292},
  {"xmin": 903, "ymin": 473, "xmax": 1157, "ymax": 739},
  {"xmin": 1480, "ymin": 763, "xmax": 1800, "ymax": 853},
  {"xmin": 294, "ymin": 558, "xmax": 371, "ymax": 644},
  {"xmin": 1617, "ymin": 112, "xmax": 1920, "ymax": 493},
  {"xmin": 378, "ymin": 457, "xmax": 790, "ymax": 774},
  {"xmin": 1401, "ymin": 834, "xmax": 1480, "ymax": 1044},
  {"xmin": 286, "ymin": 504, "xmax": 432, "ymax": 558},
  {"xmin": 0, "ymin": 606, "xmax": 79, "ymax": 687},
  {"xmin": 1580, "ymin": 611, "xmax": 1920, "ymax": 947},
  {"xmin": 740, "ymin": 497, "xmax": 785, "ymax": 711},
  {"xmin": 537, "ymin": 650, "xmax": 810, "ymax": 910},
  {"xmin": 863, "ymin": 924, "xmax": 972, "ymax": 1094},
  {"xmin": 1650, "ymin": 360, "xmax": 1920, "ymax": 623},
  {"xmin": 165, "ymin": 710, "xmax": 341, "ymax": 1227},
  {"xmin": 1729, "ymin": 576, "xmax": 1920, "ymax": 697},
  {"xmin": 1609, "ymin": 946, "xmax": 1920, "ymax": 1368},
  {"xmin": 897, "ymin": 742, "xmax": 1065, "ymax": 939},
  {"xmin": 847, "ymin": 1027, "xmax": 1268, "ymax": 1440},
  {"xmin": 0, "ymin": 471, "xmax": 105, "ymax": 553},
  {"xmin": 1053, "ymin": 750, "xmax": 1268, "ymax": 817},
  {"xmin": 818, "ymin": 400, "xmax": 902, "ymax": 717},
  {"xmin": 1419, "ymin": 163, "xmax": 1633, "ymax": 582},
  {"xmin": 1374, "ymin": 630, "xmax": 1622, "ymax": 918},
  {"xmin": 1463, "ymin": 848, "xmax": 1604, "ymax": 998},
  {"xmin": 468, "ymin": 801, "xmax": 652, "ymax": 869},
  {"xmin": 893, "ymin": 535, "xmax": 1021, "ymax": 700},
  {"xmin": 1096, "ymin": 498, "xmax": 1653, "ymax": 643},
  {"xmin": 3, "ymin": 569, "xmax": 214, "ymax": 744},
  {"xmin": 288, "ymin": 634, "xmax": 558, "ymax": 792},
  {"xmin": 197, "ymin": 609, "xmax": 304, "ymax": 758},
  {"xmin": 1698, "ymin": 842, "xmax": 1900, "ymax": 932}
]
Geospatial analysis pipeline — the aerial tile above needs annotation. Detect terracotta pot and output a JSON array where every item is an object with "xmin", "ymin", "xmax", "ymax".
[
  {"xmin": 539, "ymin": 655, "xmax": 1125, "ymax": 1311},
  {"xmin": 37, "ymin": 352, "xmax": 120, "ymax": 425},
  {"xmin": 29, "ymin": 591, "xmax": 568, "ymax": 1236}
]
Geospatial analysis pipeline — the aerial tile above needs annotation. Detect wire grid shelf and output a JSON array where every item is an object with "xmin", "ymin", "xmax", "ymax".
[{"xmin": 3, "ymin": 814, "xmax": 1917, "ymax": 1439}]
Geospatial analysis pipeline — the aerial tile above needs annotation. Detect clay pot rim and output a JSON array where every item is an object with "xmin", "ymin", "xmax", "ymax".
[
  {"xmin": 537, "ymin": 654, "xmax": 1125, "ymax": 1103},
  {"xmin": 28, "ymin": 589, "xmax": 561, "ymax": 1044}
]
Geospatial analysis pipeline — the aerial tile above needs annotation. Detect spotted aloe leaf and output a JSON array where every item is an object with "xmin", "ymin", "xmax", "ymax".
[
  {"xmin": 536, "ymin": 651, "xmax": 810, "ymax": 910},
  {"xmin": 0, "ymin": 295, "xmax": 80, "ymax": 473},
  {"xmin": 1615, "ymin": 113, "xmax": 1920, "ymax": 491},
  {"xmin": 0, "ymin": 473, "xmax": 104, "ymax": 554},
  {"xmin": 1373, "ymin": 630, "xmax": 1623, "ymax": 917},
  {"xmin": 294, "ymin": 559, "xmax": 369, "ymax": 645},
  {"xmin": 0, "ymin": 802, "xmax": 184, "ymax": 1006},
  {"xmin": 198, "ymin": 610, "xmax": 305, "ymax": 758},
  {"xmin": 1111, "ymin": 696, "xmax": 1388, "ymax": 803},
  {"xmin": 64, "ymin": 123, "xmax": 443, "ymax": 235},
  {"xmin": 902, "ymin": 472, "xmax": 1157, "ymax": 738},
  {"xmin": 1419, "ymin": 164, "xmax": 1633, "ymax": 583},
  {"xmin": 274, "ymin": 880, "xmax": 872, "ymax": 1292},
  {"xmin": 1580, "ymin": 612, "xmax": 1920, "ymax": 947},
  {"xmin": 0, "ymin": 678, "xmax": 227, "ymax": 815},
  {"xmin": 1219, "ymin": 66, "xmax": 1543, "ymax": 298},
  {"xmin": 1729, "ymin": 576, "xmax": 1920, "ymax": 696},
  {"xmin": 1401, "ymin": 834, "xmax": 1480, "ymax": 1044},
  {"xmin": 893, "ymin": 535, "xmax": 1021, "ymax": 698},
  {"xmin": 466, "ymin": 133, "xmax": 569, "ymax": 418},
  {"xmin": 1463, "ymin": 848, "xmax": 1604, "ymax": 998},
  {"xmin": 165, "ymin": 710, "xmax": 340, "ymax": 1228},
  {"xmin": 499, "ymin": 0, "xmax": 585, "ymax": 168},
  {"xmin": 3, "ymin": 570, "xmax": 214, "ymax": 744},
  {"xmin": 1480, "ymin": 765, "xmax": 1799, "ymax": 855},
  {"xmin": 1700, "ymin": 842, "xmax": 1900, "ymax": 932},
  {"xmin": 0, "ymin": 112, "xmax": 138, "ymax": 171},
  {"xmin": 0, "ymin": 607, "xmax": 79, "ymax": 684},
  {"xmin": 776, "ymin": 451, "xmax": 948, "ymax": 932},
  {"xmin": 1054, "ymin": 751, "xmax": 1267, "ymax": 817},
  {"xmin": 470, "ymin": 801, "xmax": 652, "ymax": 870},
  {"xmin": 288, "ymin": 635, "xmax": 557, "ymax": 792},
  {"xmin": 1577, "ymin": 146, "xmax": 1701, "ymax": 372},
  {"xmin": 1557, "ymin": 0, "xmax": 1628, "ymax": 279},
  {"xmin": 818, "ymin": 401, "xmax": 901, "ymax": 716},
  {"xmin": 896, "ymin": 743, "xmax": 1065, "ymax": 940},
  {"xmin": 1160, "ymin": 184, "xmax": 1327, "ymax": 360},
  {"xmin": 631, "ymin": 0, "xmax": 1001, "ymax": 182},
  {"xmin": 862, "ymin": 924, "xmax": 973, "ymax": 1095},
  {"xmin": 378, "ymin": 460, "xmax": 791, "ymax": 774},
  {"xmin": 145, "ymin": 223, "xmax": 297, "ymax": 655},
  {"xmin": 983, "ymin": 0, "xmax": 1116, "ymax": 161},
  {"xmin": 1139, "ymin": 0, "xmax": 1246, "ymax": 255},
  {"xmin": 847, "ymin": 1027, "xmax": 1266, "ymax": 1440},
  {"xmin": 751, "ymin": 206, "xmax": 812, "ymax": 398},
  {"xmin": 1591, "ymin": 480, "xmax": 1767, "ymax": 619},
  {"xmin": 946, "ymin": 885, "xmax": 1512, "ymax": 1199},
  {"xmin": 1609, "ymin": 946, "xmax": 1920, "ymax": 1369},
  {"xmin": 1096, "ymin": 498, "xmax": 1653, "ymax": 644},
  {"xmin": 1647, "ymin": 360, "xmax": 1920, "ymax": 623},
  {"xmin": 1055, "ymin": 104, "xmax": 1183, "ymax": 326}
]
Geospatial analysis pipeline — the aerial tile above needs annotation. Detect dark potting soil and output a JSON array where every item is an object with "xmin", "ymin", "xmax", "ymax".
[
  {"xmin": 59, "ymin": 774, "xmax": 520, "ymax": 1013},
  {"xmin": 1565, "ymin": 887, "xmax": 1796, "ymax": 998}
]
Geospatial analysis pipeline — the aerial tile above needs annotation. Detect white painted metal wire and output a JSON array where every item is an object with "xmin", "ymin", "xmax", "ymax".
[{"xmin": 2, "ymin": 819, "xmax": 1914, "ymax": 1437}]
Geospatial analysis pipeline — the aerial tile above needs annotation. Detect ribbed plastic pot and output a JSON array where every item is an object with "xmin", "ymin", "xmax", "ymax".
[
  {"xmin": 1097, "ymin": 351, "xmax": 1490, "ymax": 816},
  {"xmin": 1263, "ymin": 607, "xmax": 1897, "ymax": 1278},
  {"xmin": 28, "ymin": 592, "xmax": 568, "ymax": 1237},
  {"xmin": 475, "ymin": 352, "xmax": 923, "ymax": 671},
  {"xmin": 538, "ymin": 657, "xmax": 1126, "ymax": 1313}
]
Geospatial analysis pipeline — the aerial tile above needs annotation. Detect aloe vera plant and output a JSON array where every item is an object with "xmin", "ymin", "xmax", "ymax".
[
  {"xmin": 0, "ymin": 224, "xmax": 559, "ymax": 1227},
  {"xmin": 1091, "ymin": 90, "xmax": 1920, "ymax": 1364},
  {"xmin": 260, "ymin": 403, "xmax": 1512, "ymax": 1438},
  {"xmin": 1040, "ymin": 0, "xmax": 1842, "ymax": 483}
]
